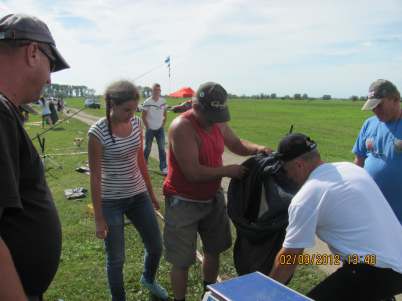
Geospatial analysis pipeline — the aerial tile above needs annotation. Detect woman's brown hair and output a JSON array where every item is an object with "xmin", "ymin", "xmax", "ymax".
[{"xmin": 104, "ymin": 80, "xmax": 140, "ymax": 142}]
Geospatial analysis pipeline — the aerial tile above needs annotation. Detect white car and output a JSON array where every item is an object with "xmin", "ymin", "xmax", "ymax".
[{"xmin": 84, "ymin": 98, "xmax": 100, "ymax": 109}]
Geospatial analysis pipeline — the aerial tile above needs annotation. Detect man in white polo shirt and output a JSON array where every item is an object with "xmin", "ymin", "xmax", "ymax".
[
  {"xmin": 269, "ymin": 133, "xmax": 402, "ymax": 301},
  {"xmin": 142, "ymin": 83, "xmax": 168, "ymax": 175}
]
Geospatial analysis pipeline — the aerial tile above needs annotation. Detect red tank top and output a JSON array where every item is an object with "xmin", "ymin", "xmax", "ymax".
[{"xmin": 163, "ymin": 110, "xmax": 224, "ymax": 200}]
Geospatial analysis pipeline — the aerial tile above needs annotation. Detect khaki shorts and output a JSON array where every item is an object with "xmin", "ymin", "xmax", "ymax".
[{"xmin": 163, "ymin": 190, "xmax": 232, "ymax": 268}]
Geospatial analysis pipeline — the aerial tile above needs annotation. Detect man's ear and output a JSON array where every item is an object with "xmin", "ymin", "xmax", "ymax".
[
  {"xmin": 295, "ymin": 158, "xmax": 306, "ymax": 171},
  {"xmin": 294, "ymin": 158, "xmax": 302, "ymax": 168},
  {"xmin": 393, "ymin": 95, "xmax": 401, "ymax": 103},
  {"xmin": 192, "ymin": 101, "xmax": 200, "ymax": 111},
  {"xmin": 25, "ymin": 42, "xmax": 40, "ymax": 68}
]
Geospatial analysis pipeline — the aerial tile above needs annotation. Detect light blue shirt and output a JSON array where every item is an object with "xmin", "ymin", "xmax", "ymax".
[{"xmin": 353, "ymin": 116, "xmax": 402, "ymax": 223}]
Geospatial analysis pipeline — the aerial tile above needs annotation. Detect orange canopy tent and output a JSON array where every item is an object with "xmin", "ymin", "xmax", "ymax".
[{"xmin": 169, "ymin": 87, "xmax": 195, "ymax": 98}]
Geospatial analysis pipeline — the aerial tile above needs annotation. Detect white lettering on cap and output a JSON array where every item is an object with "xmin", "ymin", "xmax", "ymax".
[{"xmin": 210, "ymin": 100, "xmax": 226, "ymax": 109}]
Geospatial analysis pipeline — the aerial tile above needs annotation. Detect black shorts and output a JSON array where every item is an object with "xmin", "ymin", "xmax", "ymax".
[{"xmin": 307, "ymin": 263, "xmax": 402, "ymax": 301}]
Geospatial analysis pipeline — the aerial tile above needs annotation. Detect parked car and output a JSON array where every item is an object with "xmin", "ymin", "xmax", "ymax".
[{"xmin": 84, "ymin": 98, "xmax": 101, "ymax": 109}]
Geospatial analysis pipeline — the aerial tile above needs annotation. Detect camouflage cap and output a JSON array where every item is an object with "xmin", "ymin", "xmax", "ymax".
[{"xmin": 362, "ymin": 79, "xmax": 399, "ymax": 110}]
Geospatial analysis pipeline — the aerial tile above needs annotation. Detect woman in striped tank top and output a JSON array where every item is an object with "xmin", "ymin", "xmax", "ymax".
[{"xmin": 88, "ymin": 80, "xmax": 168, "ymax": 301}]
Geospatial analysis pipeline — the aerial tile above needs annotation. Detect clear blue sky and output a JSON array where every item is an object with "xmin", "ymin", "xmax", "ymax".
[{"xmin": 1, "ymin": 0, "xmax": 402, "ymax": 98}]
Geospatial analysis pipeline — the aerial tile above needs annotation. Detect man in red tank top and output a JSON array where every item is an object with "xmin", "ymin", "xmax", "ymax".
[{"xmin": 163, "ymin": 82, "xmax": 271, "ymax": 301}]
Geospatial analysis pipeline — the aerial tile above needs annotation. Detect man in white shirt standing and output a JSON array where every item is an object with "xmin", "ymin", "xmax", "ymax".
[
  {"xmin": 269, "ymin": 133, "xmax": 402, "ymax": 301},
  {"xmin": 142, "ymin": 83, "xmax": 168, "ymax": 175}
]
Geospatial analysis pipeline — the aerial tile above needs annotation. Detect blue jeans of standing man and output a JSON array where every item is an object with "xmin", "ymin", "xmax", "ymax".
[
  {"xmin": 144, "ymin": 127, "xmax": 167, "ymax": 171},
  {"xmin": 102, "ymin": 192, "xmax": 163, "ymax": 301}
]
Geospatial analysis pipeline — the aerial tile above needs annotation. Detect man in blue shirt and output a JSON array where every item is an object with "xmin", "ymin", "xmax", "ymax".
[{"xmin": 353, "ymin": 79, "xmax": 402, "ymax": 223}]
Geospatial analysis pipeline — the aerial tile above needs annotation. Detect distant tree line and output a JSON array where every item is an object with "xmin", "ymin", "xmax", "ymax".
[
  {"xmin": 228, "ymin": 92, "xmax": 333, "ymax": 100},
  {"xmin": 47, "ymin": 83, "xmax": 371, "ymax": 101},
  {"xmin": 140, "ymin": 86, "xmax": 152, "ymax": 98},
  {"xmin": 228, "ymin": 93, "xmax": 371, "ymax": 101},
  {"xmin": 349, "ymin": 95, "xmax": 367, "ymax": 101},
  {"xmin": 43, "ymin": 83, "xmax": 153, "ymax": 99},
  {"xmin": 43, "ymin": 84, "xmax": 95, "ymax": 98}
]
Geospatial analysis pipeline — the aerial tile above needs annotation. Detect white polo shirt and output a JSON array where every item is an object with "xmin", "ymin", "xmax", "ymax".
[
  {"xmin": 142, "ymin": 97, "xmax": 166, "ymax": 130},
  {"xmin": 284, "ymin": 162, "xmax": 402, "ymax": 273}
]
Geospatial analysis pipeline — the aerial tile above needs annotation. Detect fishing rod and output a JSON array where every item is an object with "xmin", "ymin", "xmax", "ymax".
[
  {"xmin": 30, "ymin": 57, "xmax": 169, "ymax": 141},
  {"xmin": 133, "ymin": 62, "xmax": 166, "ymax": 81},
  {"xmin": 30, "ymin": 106, "xmax": 87, "ymax": 141}
]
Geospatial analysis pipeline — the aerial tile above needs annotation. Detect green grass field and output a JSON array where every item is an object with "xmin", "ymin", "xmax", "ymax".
[
  {"xmin": 65, "ymin": 96, "xmax": 371, "ymax": 162},
  {"xmin": 227, "ymin": 99, "xmax": 372, "ymax": 162},
  {"xmin": 26, "ymin": 98, "xmax": 373, "ymax": 300}
]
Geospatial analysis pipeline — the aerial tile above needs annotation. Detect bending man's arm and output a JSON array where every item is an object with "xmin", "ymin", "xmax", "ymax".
[
  {"xmin": 269, "ymin": 247, "xmax": 304, "ymax": 284},
  {"xmin": 219, "ymin": 123, "xmax": 272, "ymax": 156},
  {"xmin": 0, "ymin": 208, "xmax": 28, "ymax": 301}
]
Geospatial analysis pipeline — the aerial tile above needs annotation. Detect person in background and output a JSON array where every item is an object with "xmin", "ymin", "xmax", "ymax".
[
  {"xmin": 56, "ymin": 97, "xmax": 64, "ymax": 112},
  {"xmin": 48, "ymin": 97, "xmax": 58, "ymax": 124},
  {"xmin": 39, "ymin": 96, "xmax": 52, "ymax": 127},
  {"xmin": 269, "ymin": 133, "xmax": 402, "ymax": 300},
  {"xmin": 142, "ymin": 83, "xmax": 168, "ymax": 175},
  {"xmin": 163, "ymin": 82, "xmax": 272, "ymax": 301},
  {"xmin": 353, "ymin": 79, "xmax": 402, "ymax": 224},
  {"xmin": 88, "ymin": 80, "xmax": 168, "ymax": 301},
  {"xmin": 0, "ymin": 13, "xmax": 69, "ymax": 301}
]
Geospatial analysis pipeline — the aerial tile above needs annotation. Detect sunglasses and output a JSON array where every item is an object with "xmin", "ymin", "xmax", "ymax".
[{"xmin": 38, "ymin": 44, "xmax": 56, "ymax": 72}]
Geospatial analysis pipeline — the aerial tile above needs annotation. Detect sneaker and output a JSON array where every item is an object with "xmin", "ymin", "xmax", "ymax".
[
  {"xmin": 140, "ymin": 275, "xmax": 168, "ymax": 300},
  {"xmin": 161, "ymin": 168, "xmax": 168, "ymax": 176}
]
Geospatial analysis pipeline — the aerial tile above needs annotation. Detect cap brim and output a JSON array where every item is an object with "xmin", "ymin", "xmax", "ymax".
[
  {"xmin": 49, "ymin": 44, "xmax": 70, "ymax": 72},
  {"xmin": 205, "ymin": 107, "xmax": 230, "ymax": 123},
  {"xmin": 362, "ymin": 98, "xmax": 381, "ymax": 110}
]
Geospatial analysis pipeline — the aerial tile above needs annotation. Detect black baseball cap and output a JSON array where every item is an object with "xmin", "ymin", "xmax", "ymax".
[
  {"xmin": 362, "ymin": 79, "xmax": 399, "ymax": 110},
  {"xmin": 277, "ymin": 133, "xmax": 317, "ymax": 162},
  {"xmin": 195, "ymin": 82, "xmax": 230, "ymax": 123},
  {"xmin": 0, "ymin": 13, "xmax": 70, "ymax": 72}
]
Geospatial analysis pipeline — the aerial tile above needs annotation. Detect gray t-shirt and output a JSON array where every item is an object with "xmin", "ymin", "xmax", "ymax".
[{"xmin": 142, "ymin": 97, "xmax": 166, "ymax": 130}]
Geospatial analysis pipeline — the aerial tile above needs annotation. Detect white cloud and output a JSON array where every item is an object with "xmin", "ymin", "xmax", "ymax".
[{"xmin": 1, "ymin": 0, "xmax": 402, "ymax": 97}]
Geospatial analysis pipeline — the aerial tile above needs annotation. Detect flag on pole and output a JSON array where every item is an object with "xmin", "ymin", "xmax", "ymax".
[{"xmin": 165, "ymin": 56, "xmax": 171, "ymax": 79}]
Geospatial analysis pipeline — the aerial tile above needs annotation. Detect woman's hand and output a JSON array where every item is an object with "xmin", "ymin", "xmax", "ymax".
[
  {"xmin": 150, "ymin": 194, "xmax": 161, "ymax": 210},
  {"xmin": 95, "ymin": 217, "xmax": 108, "ymax": 239}
]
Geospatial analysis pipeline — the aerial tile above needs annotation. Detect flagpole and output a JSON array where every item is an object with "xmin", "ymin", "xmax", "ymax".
[{"xmin": 165, "ymin": 56, "xmax": 171, "ymax": 95}]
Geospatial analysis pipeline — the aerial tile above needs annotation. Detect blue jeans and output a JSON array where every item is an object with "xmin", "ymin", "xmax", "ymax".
[
  {"xmin": 143, "ymin": 127, "xmax": 167, "ymax": 171},
  {"xmin": 102, "ymin": 192, "xmax": 163, "ymax": 301}
]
